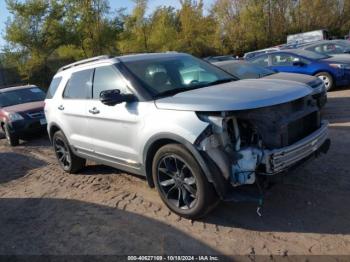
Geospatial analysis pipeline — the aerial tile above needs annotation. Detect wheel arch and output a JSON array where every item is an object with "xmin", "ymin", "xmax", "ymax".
[
  {"xmin": 313, "ymin": 70, "xmax": 335, "ymax": 80},
  {"xmin": 48, "ymin": 122, "xmax": 62, "ymax": 142},
  {"xmin": 142, "ymin": 133, "xmax": 227, "ymax": 198}
]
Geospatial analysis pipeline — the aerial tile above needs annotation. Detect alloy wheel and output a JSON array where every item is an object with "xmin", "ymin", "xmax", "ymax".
[
  {"xmin": 54, "ymin": 137, "xmax": 71, "ymax": 169},
  {"xmin": 157, "ymin": 155, "xmax": 197, "ymax": 210},
  {"xmin": 318, "ymin": 75, "xmax": 331, "ymax": 90}
]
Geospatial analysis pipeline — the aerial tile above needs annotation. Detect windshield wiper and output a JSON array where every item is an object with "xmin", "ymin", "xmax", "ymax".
[
  {"xmin": 154, "ymin": 78, "xmax": 236, "ymax": 99},
  {"xmin": 154, "ymin": 87, "xmax": 194, "ymax": 99},
  {"xmin": 198, "ymin": 78, "xmax": 236, "ymax": 88}
]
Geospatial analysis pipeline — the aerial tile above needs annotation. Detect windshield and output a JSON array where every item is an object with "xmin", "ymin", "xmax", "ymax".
[
  {"xmin": 292, "ymin": 49, "xmax": 329, "ymax": 60},
  {"xmin": 219, "ymin": 62, "xmax": 275, "ymax": 79},
  {"xmin": 121, "ymin": 55, "xmax": 237, "ymax": 98},
  {"xmin": 0, "ymin": 87, "xmax": 46, "ymax": 107}
]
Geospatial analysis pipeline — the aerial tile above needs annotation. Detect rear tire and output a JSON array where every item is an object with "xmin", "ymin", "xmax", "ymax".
[
  {"xmin": 315, "ymin": 72, "xmax": 334, "ymax": 91},
  {"xmin": 152, "ymin": 144, "xmax": 218, "ymax": 219},
  {"xmin": 3, "ymin": 123, "xmax": 19, "ymax": 146},
  {"xmin": 53, "ymin": 130, "xmax": 86, "ymax": 173}
]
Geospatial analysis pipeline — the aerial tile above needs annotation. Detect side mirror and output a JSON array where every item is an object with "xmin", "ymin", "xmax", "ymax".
[
  {"xmin": 100, "ymin": 89, "xmax": 136, "ymax": 106},
  {"xmin": 293, "ymin": 61, "xmax": 305, "ymax": 67}
]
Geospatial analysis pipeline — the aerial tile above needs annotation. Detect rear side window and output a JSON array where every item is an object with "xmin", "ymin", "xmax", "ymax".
[
  {"xmin": 46, "ymin": 77, "xmax": 62, "ymax": 99},
  {"xmin": 63, "ymin": 69, "xmax": 93, "ymax": 99}
]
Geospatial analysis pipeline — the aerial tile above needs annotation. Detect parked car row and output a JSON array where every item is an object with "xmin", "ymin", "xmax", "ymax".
[
  {"xmin": 212, "ymin": 60, "xmax": 327, "ymax": 108},
  {"xmin": 244, "ymin": 44, "xmax": 350, "ymax": 91}
]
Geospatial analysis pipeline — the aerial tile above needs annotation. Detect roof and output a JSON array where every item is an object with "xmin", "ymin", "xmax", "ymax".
[
  {"xmin": 56, "ymin": 52, "xmax": 187, "ymax": 73},
  {"xmin": 0, "ymin": 85, "xmax": 37, "ymax": 93},
  {"xmin": 116, "ymin": 52, "xmax": 186, "ymax": 62}
]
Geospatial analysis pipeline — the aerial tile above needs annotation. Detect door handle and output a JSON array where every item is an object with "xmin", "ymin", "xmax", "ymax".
[
  {"xmin": 89, "ymin": 107, "xmax": 100, "ymax": 114},
  {"xmin": 58, "ymin": 105, "xmax": 64, "ymax": 110}
]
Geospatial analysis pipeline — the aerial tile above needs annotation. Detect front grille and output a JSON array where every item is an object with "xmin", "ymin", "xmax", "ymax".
[
  {"xmin": 27, "ymin": 111, "xmax": 45, "ymax": 119},
  {"xmin": 288, "ymin": 112, "xmax": 320, "ymax": 145}
]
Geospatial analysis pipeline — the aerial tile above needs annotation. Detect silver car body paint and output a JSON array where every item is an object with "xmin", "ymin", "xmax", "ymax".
[{"xmin": 155, "ymin": 79, "xmax": 312, "ymax": 111}]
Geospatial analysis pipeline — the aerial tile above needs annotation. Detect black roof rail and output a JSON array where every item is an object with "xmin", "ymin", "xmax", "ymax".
[{"xmin": 57, "ymin": 55, "xmax": 113, "ymax": 72}]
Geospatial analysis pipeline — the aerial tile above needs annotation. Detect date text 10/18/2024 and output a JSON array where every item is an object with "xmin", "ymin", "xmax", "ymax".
[{"xmin": 127, "ymin": 256, "xmax": 220, "ymax": 261}]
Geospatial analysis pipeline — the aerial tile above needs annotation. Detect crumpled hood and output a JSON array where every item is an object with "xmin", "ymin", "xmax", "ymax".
[
  {"xmin": 2, "ymin": 101, "xmax": 44, "ymax": 114},
  {"xmin": 155, "ymin": 79, "xmax": 312, "ymax": 111},
  {"xmin": 322, "ymin": 54, "xmax": 350, "ymax": 64}
]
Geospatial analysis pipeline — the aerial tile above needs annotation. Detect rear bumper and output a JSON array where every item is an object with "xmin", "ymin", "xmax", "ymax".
[{"xmin": 264, "ymin": 121, "xmax": 329, "ymax": 174}]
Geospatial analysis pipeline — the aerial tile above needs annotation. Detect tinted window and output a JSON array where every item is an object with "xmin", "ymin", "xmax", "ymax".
[
  {"xmin": 0, "ymin": 87, "xmax": 46, "ymax": 107},
  {"xmin": 63, "ymin": 69, "xmax": 93, "ymax": 99},
  {"xmin": 310, "ymin": 44, "xmax": 345, "ymax": 54},
  {"xmin": 271, "ymin": 54, "xmax": 297, "ymax": 66},
  {"xmin": 46, "ymin": 77, "xmax": 62, "ymax": 99},
  {"xmin": 250, "ymin": 55, "xmax": 269, "ymax": 67},
  {"xmin": 93, "ymin": 66, "xmax": 130, "ymax": 99}
]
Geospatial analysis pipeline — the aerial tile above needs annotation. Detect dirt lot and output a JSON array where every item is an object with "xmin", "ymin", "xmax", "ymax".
[{"xmin": 0, "ymin": 89, "xmax": 350, "ymax": 257}]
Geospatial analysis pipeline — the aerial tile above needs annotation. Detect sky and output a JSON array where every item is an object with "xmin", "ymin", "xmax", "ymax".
[{"xmin": 0, "ymin": 0, "xmax": 215, "ymax": 49}]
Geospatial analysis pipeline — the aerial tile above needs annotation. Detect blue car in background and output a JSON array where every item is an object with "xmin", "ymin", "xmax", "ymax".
[{"xmin": 247, "ymin": 49, "xmax": 350, "ymax": 90}]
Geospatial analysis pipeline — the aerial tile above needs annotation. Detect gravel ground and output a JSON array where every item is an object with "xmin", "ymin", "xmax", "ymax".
[{"xmin": 0, "ymin": 89, "xmax": 350, "ymax": 258}]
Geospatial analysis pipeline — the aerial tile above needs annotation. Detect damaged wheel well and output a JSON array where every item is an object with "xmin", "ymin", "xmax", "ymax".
[
  {"xmin": 143, "ymin": 135, "xmax": 228, "ymax": 199},
  {"xmin": 144, "ymin": 138, "xmax": 179, "ymax": 188}
]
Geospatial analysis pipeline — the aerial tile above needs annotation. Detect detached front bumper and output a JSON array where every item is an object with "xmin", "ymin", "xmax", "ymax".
[{"xmin": 264, "ymin": 121, "xmax": 330, "ymax": 174}]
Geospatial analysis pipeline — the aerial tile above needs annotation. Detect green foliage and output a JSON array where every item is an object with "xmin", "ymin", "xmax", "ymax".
[{"xmin": 2, "ymin": 0, "xmax": 350, "ymax": 88}]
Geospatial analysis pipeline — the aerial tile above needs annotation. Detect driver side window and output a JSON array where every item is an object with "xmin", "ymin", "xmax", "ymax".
[
  {"xmin": 93, "ymin": 66, "xmax": 131, "ymax": 99},
  {"xmin": 271, "ymin": 54, "xmax": 308, "ymax": 66}
]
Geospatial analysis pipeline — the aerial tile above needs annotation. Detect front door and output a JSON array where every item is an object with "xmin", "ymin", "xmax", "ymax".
[{"xmin": 87, "ymin": 65, "xmax": 141, "ymax": 166}]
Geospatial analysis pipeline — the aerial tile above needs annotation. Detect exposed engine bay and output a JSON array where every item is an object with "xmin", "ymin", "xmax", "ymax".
[{"xmin": 196, "ymin": 95, "xmax": 330, "ymax": 187}]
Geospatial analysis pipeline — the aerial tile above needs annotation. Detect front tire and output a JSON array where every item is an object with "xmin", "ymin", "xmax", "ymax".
[
  {"xmin": 152, "ymin": 144, "xmax": 218, "ymax": 219},
  {"xmin": 53, "ymin": 131, "xmax": 86, "ymax": 173},
  {"xmin": 3, "ymin": 123, "xmax": 19, "ymax": 146},
  {"xmin": 315, "ymin": 72, "xmax": 334, "ymax": 91}
]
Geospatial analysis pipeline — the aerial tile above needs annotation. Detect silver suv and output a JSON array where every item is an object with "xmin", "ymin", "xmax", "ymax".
[{"xmin": 45, "ymin": 53, "xmax": 330, "ymax": 218}]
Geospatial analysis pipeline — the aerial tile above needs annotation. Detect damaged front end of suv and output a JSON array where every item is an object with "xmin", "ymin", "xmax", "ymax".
[
  {"xmin": 153, "ymin": 75, "xmax": 330, "ymax": 217},
  {"xmin": 193, "ymin": 91, "xmax": 330, "ymax": 209}
]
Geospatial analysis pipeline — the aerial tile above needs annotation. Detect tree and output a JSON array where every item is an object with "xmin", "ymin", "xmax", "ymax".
[
  {"xmin": 177, "ymin": 0, "xmax": 217, "ymax": 56},
  {"xmin": 62, "ymin": 0, "xmax": 122, "ymax": 58},
  {"xmin": 118, "ymin": 0, "xmax": 151, "ymax": 53},
  {"xmin": 148, "ymin": 6, "xmax": 178, "ymax": 52},
  {"xmin": 4, "ymin": 0, "xmax": 67, "ymax": 85}
]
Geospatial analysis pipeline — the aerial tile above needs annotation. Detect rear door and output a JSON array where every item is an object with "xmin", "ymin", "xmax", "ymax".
[
  {"xmin": 87, "ymin": 65, "xmax": 140, "ymax": 166},
  {"xmin": 58, "ymin": 69, "xmax": 93, "ymax": 152}
]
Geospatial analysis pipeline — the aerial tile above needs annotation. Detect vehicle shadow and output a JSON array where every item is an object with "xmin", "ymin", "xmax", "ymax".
[
  {"xmin": 80, "ymin": 164, "xmax": 123, "ymax": 175},
  {"xmin": 203, "ymin": 124, "xmax": 350, "ymax": 235},
  {"xmin": 0, "ymin": 152, "xmax": 46, "ymax": 184},
  {"xmin": 0, "ymin": 198, "xmax": 221, "ymax": 256},
  {"xmin": 18, "ymin": 134, "xmax": 51, "ymax": 147}
]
